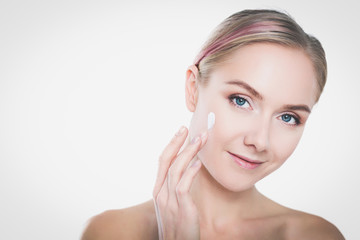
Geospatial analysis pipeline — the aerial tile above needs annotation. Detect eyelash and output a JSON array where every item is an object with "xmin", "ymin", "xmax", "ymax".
[
  {"xmin": 228, "ymin": 94, "xmax": 252, "ymax": 110},
  {"xmin": 279, "ymin": 113, "xmax": 301, "ymax": 126},
  {"xmin": 228, "ymin": 94, "xmax": 302, "ymax": 126}
]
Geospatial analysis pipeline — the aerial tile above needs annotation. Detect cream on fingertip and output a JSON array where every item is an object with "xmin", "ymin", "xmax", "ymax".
[{"xmin": 207, "ymin": 112, "xmax": 215, "ymax": 130}]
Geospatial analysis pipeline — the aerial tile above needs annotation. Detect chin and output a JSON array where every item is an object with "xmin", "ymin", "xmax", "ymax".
[
  {"xmin": 218, "ymin": 174, "xmax": 259, "ymax": 192},
  {"xmin": 200, "ymin": 161, "xmax": 259, "ymax": 193},
  {"xmin": 201, "ymin": 157, "xmax": 282, "ymax": 194}
]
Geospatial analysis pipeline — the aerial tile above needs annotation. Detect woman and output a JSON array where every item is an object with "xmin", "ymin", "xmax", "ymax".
[{"xmin": 81, "ymin": 9, "xmax": 344, "ymax": 239}]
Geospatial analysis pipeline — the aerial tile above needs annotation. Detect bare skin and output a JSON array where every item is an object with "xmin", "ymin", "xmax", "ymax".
[
  {"xmin": 81, "ymin": 197, "xmax": 344, "ymax": 239},
  {"xmin": 81, "ymin": 129, "xmax": 344, "ymax": 240},
  {"xmin": 81, "ymin": 44, "xmax": 345, "ymax": 240},
  {"xmin": 81, "ymin": 133, "xmax": 344, "ymax": 240}
]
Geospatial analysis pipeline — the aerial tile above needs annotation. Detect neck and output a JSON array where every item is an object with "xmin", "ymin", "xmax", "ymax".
[{"xmin": 190, "ymin": 164, "xmax": 265, "ymax": 228}]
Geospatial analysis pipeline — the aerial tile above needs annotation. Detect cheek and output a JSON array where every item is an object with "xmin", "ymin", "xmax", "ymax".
[
  {"xmin": 197, "ymin": 107, "xmax": 242, "ymax": 159},
  {"xmin": 188, "ymin": 107, "xmax": 209, "ymax": 140},
  {"xmin": 207, "ymin": 108, "xmax": 259, "ymax": 148},
  {"xmin": 270, "ymin": 128, "xmax": 303, "ymax": 163},
  {"xmin": 188, "ymin": 94, "xmax": 227, "ymax": 139}
]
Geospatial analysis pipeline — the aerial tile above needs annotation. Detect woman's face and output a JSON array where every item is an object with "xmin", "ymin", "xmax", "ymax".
[{"xmin": 188, "ymin": 43, "xmax": 318, "ymax": 192}]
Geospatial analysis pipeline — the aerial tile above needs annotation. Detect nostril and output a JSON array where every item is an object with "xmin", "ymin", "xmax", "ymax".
[{"xmin": 243, "ymin": 128, "xmax": 270, "ymax": 152}]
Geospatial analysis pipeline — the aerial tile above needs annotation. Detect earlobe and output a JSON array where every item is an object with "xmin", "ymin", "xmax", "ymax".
[{"xmin": 185, "ymin": 65, "xmax": 200, "ymax": 112}]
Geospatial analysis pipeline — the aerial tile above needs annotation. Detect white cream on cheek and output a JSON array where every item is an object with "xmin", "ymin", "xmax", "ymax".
[{"xmin": 207, "ymin": 112, "xmax": 215, "ymax": 130}]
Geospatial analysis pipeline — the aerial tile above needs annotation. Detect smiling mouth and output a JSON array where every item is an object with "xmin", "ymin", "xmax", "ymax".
[{"xmin": 228, "ymin": 152, "xmax": 264, "ymax": 169}]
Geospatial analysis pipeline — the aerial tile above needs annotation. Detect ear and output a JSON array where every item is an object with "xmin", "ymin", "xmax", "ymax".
[{"xmin": 185, "ymin": 65, "xmax": 200, "ymax": 112}]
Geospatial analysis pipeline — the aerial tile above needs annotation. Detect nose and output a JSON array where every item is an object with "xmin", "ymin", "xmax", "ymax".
[{"xmin": 243, "ymin": 117, "xmax": 270, "ymax": 153}]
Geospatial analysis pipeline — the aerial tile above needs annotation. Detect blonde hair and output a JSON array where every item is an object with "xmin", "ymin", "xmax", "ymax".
[{"xmin": 194, "ymin": 9, "xmax": 327, "ymax": 102}]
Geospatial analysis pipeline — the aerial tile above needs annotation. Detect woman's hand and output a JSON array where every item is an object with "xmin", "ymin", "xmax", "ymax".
[{"xmin": 153, "ymin": 126, "xmax": 207, "ymax": 240}]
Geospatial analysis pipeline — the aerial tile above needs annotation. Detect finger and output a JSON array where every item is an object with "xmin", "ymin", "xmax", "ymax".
[
  {"xmin": 168, "ymin": 132, "xmax": 207, "ymax": 189},
  {"xmin": 176, "ymin": 159, "xmax": 202, "ymax": 216},
  {"xmin": 167, "ymin": 134, "xmax": 207, "ymax": 206},
  {"xmin": 153, "ymin": 126, "xmax": 188, "ymax": 198},
  {"xmin": 167, "ymin": 133, "xmax": 207, "ymax": 205}
]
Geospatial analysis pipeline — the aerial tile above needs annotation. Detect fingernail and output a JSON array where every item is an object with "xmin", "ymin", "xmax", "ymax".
[
  {"xmin": 175, "ymin": 126, "xmax": 186, "ymax": 136},
  {"xmin": 191, "ymin": 136, "xmax": 200, "ymax": 144}
]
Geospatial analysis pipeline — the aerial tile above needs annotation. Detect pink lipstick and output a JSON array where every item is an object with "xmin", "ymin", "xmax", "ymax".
[{"xmin": 228, "ymin": 152, "xmax": 263, "ymax": 169}]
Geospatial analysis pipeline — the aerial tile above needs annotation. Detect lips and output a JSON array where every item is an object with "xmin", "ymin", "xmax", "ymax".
[{"xmin": 228, "ymin": 152, "xmax": 264, "ymax": 169}]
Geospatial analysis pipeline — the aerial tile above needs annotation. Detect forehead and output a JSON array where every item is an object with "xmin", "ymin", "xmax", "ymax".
[{"xmin": 207, "ymin": 43, "xmax": 318, "ymax": 107}]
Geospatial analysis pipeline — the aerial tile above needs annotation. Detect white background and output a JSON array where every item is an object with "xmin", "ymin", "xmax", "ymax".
[{"xmin": 1, "ymin": 0, "xmax": 359, "ymax": 239}]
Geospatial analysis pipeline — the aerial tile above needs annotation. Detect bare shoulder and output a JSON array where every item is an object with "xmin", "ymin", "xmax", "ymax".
[
  {"xmin": 285, "ymin": 209, "xmax": 345, "ymax": 240},
  {"xmin": 81, "ymin": 199, "xmax": 158, "ymax": 240}
]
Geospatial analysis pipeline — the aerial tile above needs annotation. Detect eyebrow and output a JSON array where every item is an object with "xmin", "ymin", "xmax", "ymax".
[
  {"xmin": 282, "ymin": 104, "xmax": 311, "ymax": 113},
  {"xmin": 226, "ymin": 80, "xmax": 263, "ymax": 100},
  {"xmin": 225, "ymin": 79, "xmax": 311, "ymax": 113}
]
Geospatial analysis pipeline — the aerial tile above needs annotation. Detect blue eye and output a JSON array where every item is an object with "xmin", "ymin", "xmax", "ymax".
[
  {"xmin": 235, "ymin": 97, "xmax": 246, "ymax": 106},
  {"xmin": 281, "ymin": 114, "xmax": 299, "ymax": 125},
  {"xmin": 281, "ymin": 114, "xmax": 292, "ymax": 122},
  {"xmin": 229, "ymin": 96, "xmax": 251, "ymax": 109}
]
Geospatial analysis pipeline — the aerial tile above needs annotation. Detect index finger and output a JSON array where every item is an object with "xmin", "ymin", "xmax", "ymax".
[{"xmin": 153, "ymin": 126, "xmax": 188, "ymax": 198}]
